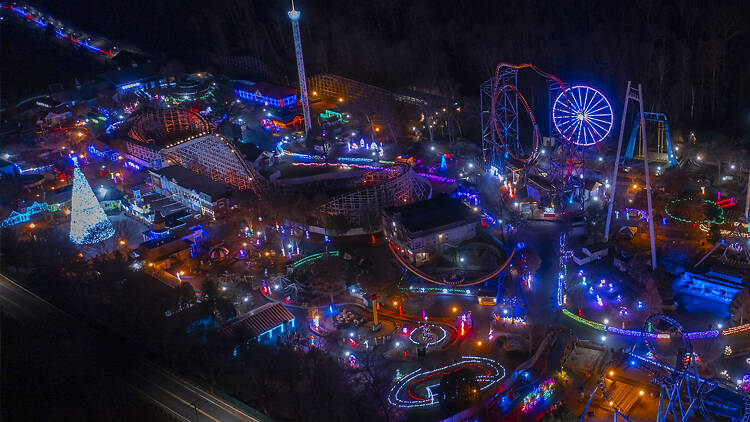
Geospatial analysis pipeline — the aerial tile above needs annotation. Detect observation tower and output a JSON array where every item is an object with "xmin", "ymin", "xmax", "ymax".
[{"xmin": 288, "ymin": 2, "xmax": 312, "ymax": 135}]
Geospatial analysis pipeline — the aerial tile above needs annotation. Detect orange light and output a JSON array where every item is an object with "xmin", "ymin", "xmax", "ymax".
[
  {"xmin": 452, "ymin": 307, "xmax": 458, "ymax": 313},
  {"xmin": 338, "ymin": 97, "xmax": 344, "ymax": 103},
  {"xmin": 476, "ymin": 341, "xmax": 483, "ymax": 346},
  {"xmin": 28, "ymin": 223, "xmax": 36, "ymax": 229},
  {"xmin": 639, "ymin": 390, "xmax": 644, "ymax": 396}
]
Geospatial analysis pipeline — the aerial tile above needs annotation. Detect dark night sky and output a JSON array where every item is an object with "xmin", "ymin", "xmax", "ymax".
[{"xmin": 13, "ymin": 0, "xmax": 750, "ymax": 134}]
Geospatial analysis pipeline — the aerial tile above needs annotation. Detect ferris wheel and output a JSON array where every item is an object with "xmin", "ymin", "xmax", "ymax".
[{"xmin": 553, "ymin": 85, "xmax": 613, "ymax": 146}]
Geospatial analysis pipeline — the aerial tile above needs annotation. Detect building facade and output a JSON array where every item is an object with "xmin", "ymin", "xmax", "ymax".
[
  {"xmin": 382, "ymin": 195, "xmax": 480, "ymax": 265},
  {"xmin": 149, "ymin": 166, "xmax": 232, "ymax": 219},
  {"xmin": 233, "ymin": 81, "xmax": 298, "ymax": 109}
]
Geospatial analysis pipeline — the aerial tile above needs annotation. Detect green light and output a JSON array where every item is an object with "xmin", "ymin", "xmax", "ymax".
[
  {"xmin": 664, "ymin": 198, "xmax": 724, "ymax": 225},
  {"xmin": 562, "ymin": 309, "xmax": 606, "ymax": 331},
  {"xmin": 292, "ymin": 251, "xmax": 340, "ymax": 268}
]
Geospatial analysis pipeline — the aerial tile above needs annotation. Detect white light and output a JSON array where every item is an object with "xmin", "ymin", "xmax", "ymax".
[
  {"xmin": 222, "ymin": 286, "xmax": 227, "ymax": 291},
  {"xmin": 344, "ymin": 351, "xmax": 350, "ymax": 357},
  {"xmin": 460, "ymin": 257, "xmax": 465, "ymax": 262},
  {"xmin": 395, "ymin": 341, "xmax": 400, "ymax": 347},
  {"xmin": 601, "ymin": 335, "xmax": 607, "ymax": 342},
  {"xmin": 69, "ymin": 166, "xmax": 114, "ymax": 244},
  {"xmin": 430, "ymin": 146, "xmax": 435, "ymax": 151},
  {"xmin": 603, "ymin": 318, "xmax": 609, "ymax": 324},
  {"xmin": 718, "ymin": 323, "xmax": 723, "ymax": 329},
  {"xmin": 243, "ymin": 297, "xmax": 249, "ymax": 302},
  {"xmin": 468, "ymin": 163, "xmax": 474, "ymax": 168},
  {"xmin": 274, "ymin": 284, "xmax": 280, "ymax": 290},
  {"xmin": 349, "ymin": 332, "xmax": 355, "ymax": 337}
]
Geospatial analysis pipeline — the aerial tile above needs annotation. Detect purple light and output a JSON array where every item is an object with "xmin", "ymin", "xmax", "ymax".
[{"xmin": 418, "ymin": 173, "xmax": 455, "ymax": 183}]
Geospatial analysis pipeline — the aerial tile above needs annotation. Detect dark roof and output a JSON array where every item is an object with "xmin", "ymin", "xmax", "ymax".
[
  {"xmin": 152, "ymin": 166, "xmax": 232, "ymax": 201},
  {"xmin": 221, "ymin": 303, "xmax": 295, "ymax": 339},
  {"xmin": 384, "ymin": 194, "xmax": 479, "ymax": 234},
  {"xmin": 52, "ymin": 80, "xmax": 111, "ymax": 104},
  {"xmin": 234, "ymin": 80, "xmax": 297, "ymax": 99},
  {"xmin": 135, "ymin": 236, "xmax": 192, "ymax": 261},
  {"xmin": 235, "ymin": 142, "xmax": 263, "ymax": 162},
  {"xmin": 100, "ymin": 62, "xmax": 161, "ymax": 87}
]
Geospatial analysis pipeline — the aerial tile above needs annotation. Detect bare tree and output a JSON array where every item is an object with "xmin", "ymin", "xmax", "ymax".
[{"xmin": 730, "ymin": 289, "xmax": 750, "ymax": 326}]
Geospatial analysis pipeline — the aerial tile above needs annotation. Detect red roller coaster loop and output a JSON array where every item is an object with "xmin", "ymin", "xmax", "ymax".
[{"xmin": 490, "ymin": 63, "xmax": 578, "ymax": 177}]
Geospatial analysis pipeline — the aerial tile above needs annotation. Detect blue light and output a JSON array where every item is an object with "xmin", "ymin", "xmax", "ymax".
[{"xmin": 553, "ymin": 85, "xmax": 613, "ymax": 146}]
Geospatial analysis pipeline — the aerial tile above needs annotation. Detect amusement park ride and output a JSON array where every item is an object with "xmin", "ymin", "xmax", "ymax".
[
  {"xmin": 580, "ymin": 314, "xmax": 750, "ymax": 422},
  {"xmin": 480, "ymin": 63, "xmax": 614, "ymax": 213}
]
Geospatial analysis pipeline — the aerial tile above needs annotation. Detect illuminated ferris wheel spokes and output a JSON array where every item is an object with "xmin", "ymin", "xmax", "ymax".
[{"xmin": 553, "ymin": 85, "xmax": 614, "ymax": 146}]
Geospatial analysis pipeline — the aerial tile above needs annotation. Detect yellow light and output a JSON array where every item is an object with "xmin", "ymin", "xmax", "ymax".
[
  {"xmin": 609, "ymin": 370, "xmax": 614, "ymax": 376},
  {"xmin": 242, "ymin": 242, "xmax": 247, "ymax": 247},
  {"xmin": 393, "ymin": 301, "xmax": 398, "ymax": 306},
  {"xmin": 119, "ymin": 240, "xmax": 126, "ymax": 245},
  {"xmin": 179, "ymin": 271, "xmax": 185, "ymax": 275},
  {"xmin": 639, "ymin": 390, "xmax": 645, "ymax": 396},
  {"xmin": 338, "ymin": 97, "xmax": 344, "ymax": 102},
  {"xmin": 609, "ymin": 401, "xmax": 614, "ymax": 406},
  {"xmin": 452, "ymin": 307, "xmax": 457, "ymax": 313},
  {"xmin": 476, "ymin": 341, "xmax": 482, "ymax": 346},
  {"xmin": 312, "ymin": 91, "xmax": 317, "ymax": 96},
  {"xmin": 632, "ymin": 184, "xmax": 638, "ymax": 189}
]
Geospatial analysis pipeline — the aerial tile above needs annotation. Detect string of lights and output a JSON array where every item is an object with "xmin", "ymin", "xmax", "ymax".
[{"xmin": 69, "ymin": 165, "xmax": 115, "ymax": 244}]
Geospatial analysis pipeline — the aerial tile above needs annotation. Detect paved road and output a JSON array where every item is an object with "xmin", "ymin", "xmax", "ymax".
[{"xmin": 0, "ymin": 273, "xmax": 268, "ymax": 422}]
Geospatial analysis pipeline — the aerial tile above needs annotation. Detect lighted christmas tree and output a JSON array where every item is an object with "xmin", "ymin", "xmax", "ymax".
[{"xmin": 69, "ymin": 165, "xmax": 115, "ymax": 244}]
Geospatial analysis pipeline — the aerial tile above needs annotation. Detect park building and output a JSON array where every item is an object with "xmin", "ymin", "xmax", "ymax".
[
  {"xmin": 382, "ymin": 195, "xmax": 480, "ymax": 265},
  {"xmin": 149, "ymin": 165, "xmax": 232, "ymax": 220},
  {"xmin": 220, "ymin": 302, "xmax": 296, "ymax": 345},
  {"xmin": 123, "ymin": 106, "xmax": 265, "ymax": 194},
  {"xmin": 233, "ymin": 80, "xmax": 298, "ymax": 109}
]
